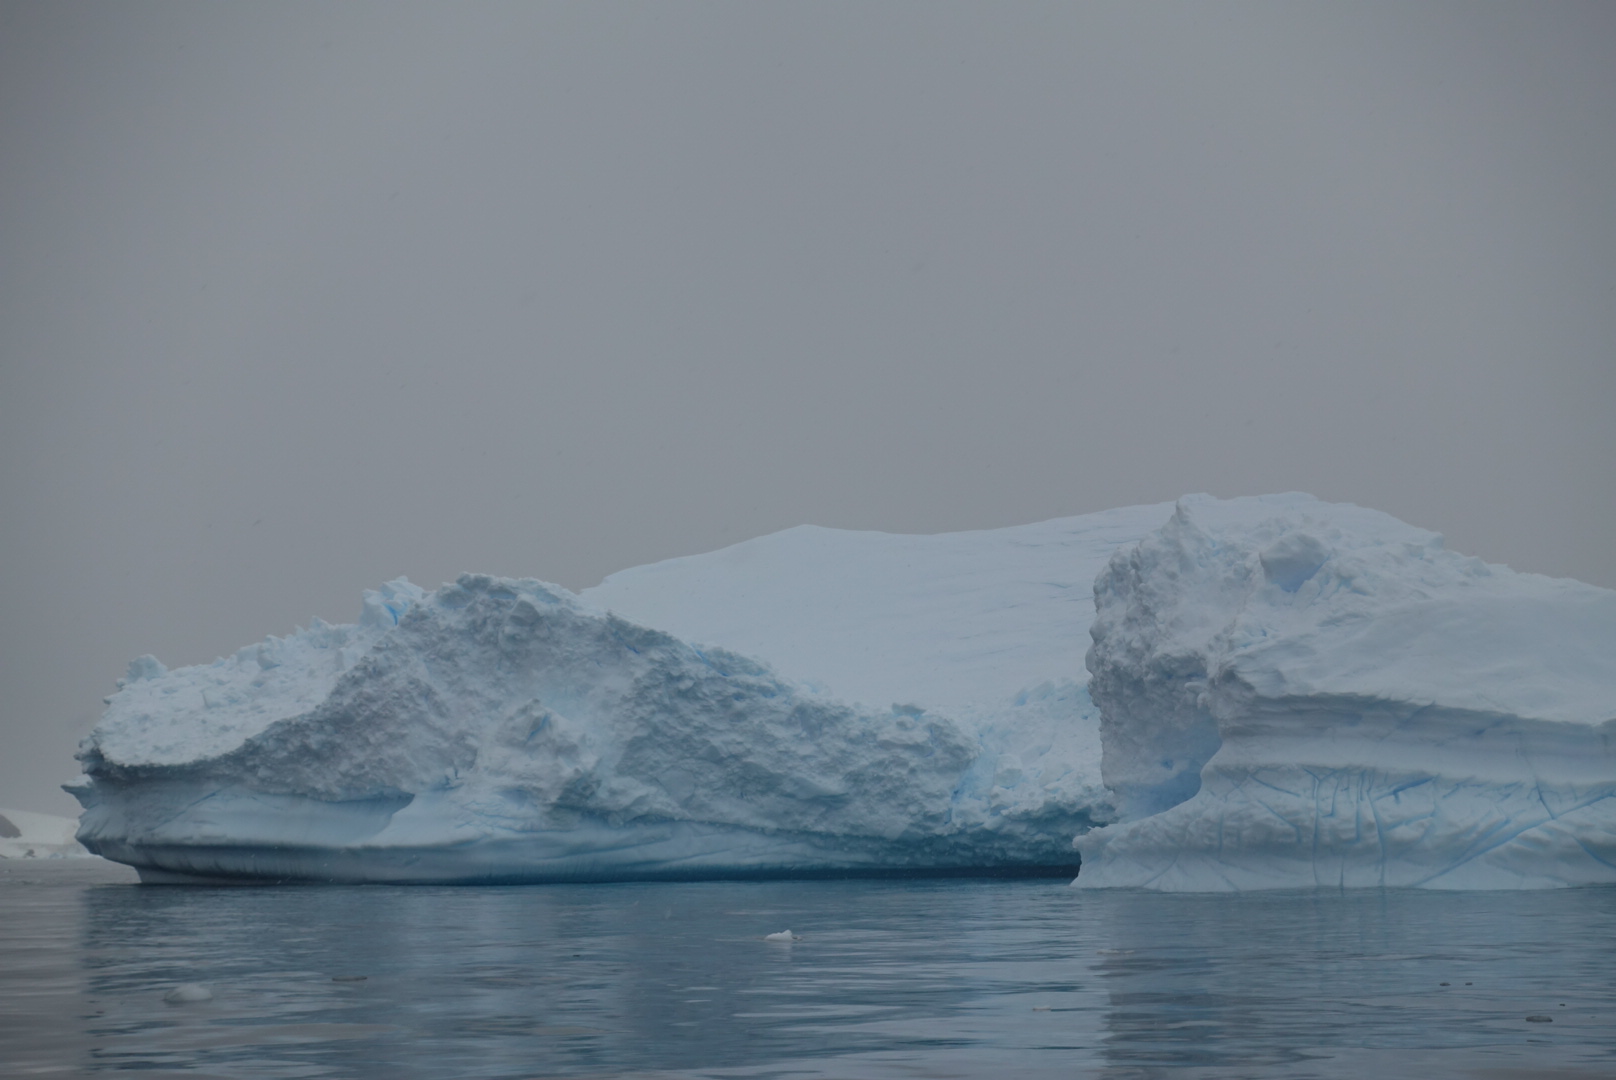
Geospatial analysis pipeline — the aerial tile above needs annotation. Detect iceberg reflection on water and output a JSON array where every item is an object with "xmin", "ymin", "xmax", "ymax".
[{"xmin": 2, "ymin": 861, "xmax": 1615, "ymax": 1078}]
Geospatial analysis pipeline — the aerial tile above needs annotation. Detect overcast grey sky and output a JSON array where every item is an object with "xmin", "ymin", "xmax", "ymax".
[{"xmin": 3, "ymin": 1, "xmax": 1613, "ymax": 815}]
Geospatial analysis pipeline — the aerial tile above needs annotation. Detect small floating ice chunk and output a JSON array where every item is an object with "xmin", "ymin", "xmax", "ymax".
[
  {"xmin": 163, "ymin": 983, "xmax": 212, "ymax": 1004},
  {"xmin": 763, "ymin": 930, "xmax": 799, "ymax": 942}
]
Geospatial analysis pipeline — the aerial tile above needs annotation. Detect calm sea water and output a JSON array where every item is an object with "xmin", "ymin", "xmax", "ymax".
[{"xmin": 2, "ymin": 859, "xmax": 1613, "ymax": 1079}]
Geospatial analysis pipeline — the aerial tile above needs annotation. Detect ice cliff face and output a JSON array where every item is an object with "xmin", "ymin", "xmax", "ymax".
[
  {"xmin": 72, "ymin": 572, "xmax": 1116, "ymax": 883},
  {"xmin": 1076, "ymin": 494, "xmax": 1616, "ymax": 890}
]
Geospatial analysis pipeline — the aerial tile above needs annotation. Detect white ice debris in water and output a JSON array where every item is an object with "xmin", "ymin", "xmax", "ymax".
[
  {"xmin": 1075, "ymin": 494, "xmax": 1616, "ymax": 891},
  {"xmin": 163, "ymin": 984, "xmax": 212, "ymax": 1004},
  {"xmin": 764, "ymin": 930, "xmax": 799, "ymax": 942}
]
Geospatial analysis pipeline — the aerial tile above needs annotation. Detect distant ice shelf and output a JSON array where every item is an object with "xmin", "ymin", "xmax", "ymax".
[{"xmin": 0, "ymin": 806, "xmax": 89, "ymax": 860}]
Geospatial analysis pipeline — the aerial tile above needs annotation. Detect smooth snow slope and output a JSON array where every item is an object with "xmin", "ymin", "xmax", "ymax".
[
  {"xmin": 583, "ymin": 506, "xmax": 1172, "ymax": 716},
  {"xmin": 1075, "ymin": 494, "xmax": 1616, "ymax": 890}
]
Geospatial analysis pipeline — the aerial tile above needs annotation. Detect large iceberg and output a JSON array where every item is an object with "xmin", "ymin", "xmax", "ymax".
[
  {"xmin": 70, "ymin": 501, "xmax": 1172, "ymax": 883},
  {"xmin": 1075, "ymin": 494, "xmax": 1616, "ymax": 890},
  {"xmin": 68, "ymin": 494, "xmax": 1616, "ymax": 888}
]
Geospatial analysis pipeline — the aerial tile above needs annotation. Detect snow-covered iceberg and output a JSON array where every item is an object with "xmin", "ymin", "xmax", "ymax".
[
  {"xmin": 70, "ymin": 493, "xmax": 1616, "ymax": 888},
  {"xmin": 70, "ymin": 503, "xmax": 1166, "ymax": 884},
  {"xmin": 1075, "ymin": 494, "xmax": 1616, "ymax": 890}
]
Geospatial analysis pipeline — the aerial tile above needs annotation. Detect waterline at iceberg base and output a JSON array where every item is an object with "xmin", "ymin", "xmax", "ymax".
[{"xmin": 67, "ymin": 494, "xmax": 1616, "ymax": 888}]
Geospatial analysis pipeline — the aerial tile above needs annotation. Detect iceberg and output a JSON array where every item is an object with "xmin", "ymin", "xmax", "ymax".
[
  {"xmin": 1075, "ymin": 494, "xmax": 1616, "ymax": 890},
  {"xmin": 68, "ymin": 493, "xmax": 1616, "ymax": 888},
  {"xmin": 70, "ymin": 505, "xmax": 1166, "ymax": 883}
]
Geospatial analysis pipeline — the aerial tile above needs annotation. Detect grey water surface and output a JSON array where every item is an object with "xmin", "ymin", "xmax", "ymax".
[{"xmin": 3, "ymin": 859, "xmax": 1613, "ymax": 1079}]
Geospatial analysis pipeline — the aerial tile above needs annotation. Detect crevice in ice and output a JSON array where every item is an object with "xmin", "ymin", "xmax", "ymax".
[
  {"xmin": 1249, "ymin": 773, "xmax": 1304, "ymax": 800},
  {"xmin": 1252, "ymin": 796, "xmax": 1302, "ymax": 842},
  {"xmin": 1386, "ymin": 777, "xmax": 1433, "ymax": 800},
  {"xmin": 1367, "ymin": 789, "xmax": 1388, "ymax": 888},
  {"xmin": 1572, "ymin": 838, "xmax": 1616, "ymax": 871}
]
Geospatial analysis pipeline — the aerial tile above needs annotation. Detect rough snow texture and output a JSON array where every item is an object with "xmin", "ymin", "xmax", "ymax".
[
  {"xmin": 1075, "ymin": 493, "xmax": 1616, "ymax": 891},
  {"xmin": 0, "ymin": 807, "xmax": 89, "ymax": 859},
  {"xmin": 583, "ymin": 505, "xmax": 1174, "ymax": 835},
  {"xmin": 72, "ymin": 535, "xmax": 1168, "ymax": 883}
]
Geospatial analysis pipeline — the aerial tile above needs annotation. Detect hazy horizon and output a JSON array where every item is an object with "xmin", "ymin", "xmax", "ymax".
[{"xmin": 3, "ymin": 1, "xmax": 1613, "ymax": 815}]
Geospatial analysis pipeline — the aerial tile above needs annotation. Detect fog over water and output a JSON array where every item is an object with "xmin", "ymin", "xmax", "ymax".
[{"xmin": 2, "ymin": 2, "xmax": 1614, "ymax": 815}]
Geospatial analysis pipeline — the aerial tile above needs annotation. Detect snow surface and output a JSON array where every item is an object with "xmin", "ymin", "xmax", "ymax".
[
  {"xmin": 72, "ymin": 518, "xmax": 1170, "ymax": 882},
  {"xmin": 1075, "ymin": 494, "xmax": 1616, "ymax": 890},
  {"xmin": 583, "ymin": 507, "xmax": 1172, "ymax": 719},
  {"xmin": 0, "ymin": 806, "xmax": 89, "ymax": 859}
]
